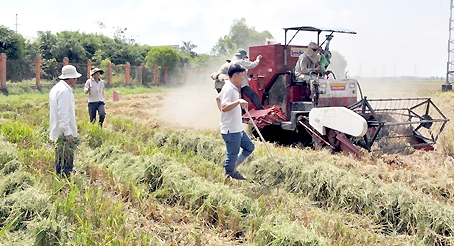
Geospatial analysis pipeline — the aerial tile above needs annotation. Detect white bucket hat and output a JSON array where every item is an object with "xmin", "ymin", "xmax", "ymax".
[{"xmin": 59, "ymin": 65, "xmax": 82, "ymax": 79}]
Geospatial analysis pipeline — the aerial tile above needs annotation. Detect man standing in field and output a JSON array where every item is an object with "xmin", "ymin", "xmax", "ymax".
[
  {"xmin": 216, "ymin": 64, "xmax": 255, "ymax": 180},
  {"xmin": 84, "ymin": 68, "xmax": 106, "ymax": 127},
  {"xmin": 49, "ymin": 65, "xmax": 81, "ymax": 178}
]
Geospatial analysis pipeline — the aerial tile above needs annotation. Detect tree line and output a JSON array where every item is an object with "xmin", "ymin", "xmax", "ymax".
[
  {"xmin": 0, "ymin": 18, "xmax": 347, "ymax": 82},
  {"xmin": 0, "ymin": 18, "xmax": 274, "ymax": 80}
]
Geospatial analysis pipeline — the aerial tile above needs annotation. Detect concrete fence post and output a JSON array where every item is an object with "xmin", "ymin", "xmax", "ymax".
[
  {"xmin": 87, "ymin": 59, "xmax": 92, "ymax": 79},
  {"xmin": 0, "ymin": 53, "xmax": 6, "ymax": 89},
  {"xmin": 125, "ymin": 62, "xmax": 130, "ymax": 85},
  {"xmin": 153, "ymin": 64, "xmax": 157, "ymax": 84},
  {"xmin": 35, "ymin": 56, "xmax": 41, "ymax": 87},
  {"xmin": 108, "ymin": 61, "xmax": 112, "ymax": 85}
]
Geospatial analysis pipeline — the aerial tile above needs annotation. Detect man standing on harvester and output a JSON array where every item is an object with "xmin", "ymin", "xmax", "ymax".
[{"xmin": 231, "ymin": 49, "xmax": 264, "ymax": 110}]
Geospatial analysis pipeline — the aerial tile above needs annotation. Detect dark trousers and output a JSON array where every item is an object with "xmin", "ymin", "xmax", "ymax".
[
  {"xmin": 88, "ymin": 102, "xmax": 106, "ymax": 126},
  {"xmin": 241, "ymin": 86, "xmax": 264, "ymax": 110},
  {"xmin": 55, "ymin": 147, "xmax": 74, "ymax": 178}
]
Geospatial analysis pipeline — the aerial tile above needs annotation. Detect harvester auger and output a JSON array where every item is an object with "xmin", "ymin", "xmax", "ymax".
[{"xmin": 242, "ymin": 26, "xmax": 449, "ymax": 158}]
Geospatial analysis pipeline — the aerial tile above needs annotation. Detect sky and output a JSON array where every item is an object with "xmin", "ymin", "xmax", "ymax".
[{"xmin": 0, "ymin": 0, "xmax": 450, "ymax": 78}]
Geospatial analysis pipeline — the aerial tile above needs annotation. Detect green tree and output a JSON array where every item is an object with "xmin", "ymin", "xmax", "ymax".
[
  {"xmin": 211, "ymin": 18, "xmax": 273, "ymax": 56},
  {"xmin": 145, "ymin": 46, "xmax": 180, "ymax": 83},
  {"xmin": 52, "ymin": 31, "xmax": 88, "ymax": 63},
  {"xmin": 180, "ymin": 41, "xmax": 197, "ymax": 58},
  {"xmin": 145, "ymin": 46, "xmax": 179, "ymax": 70},
  {"xmin": 32, "ymin": 28, "xmax": 149, "ymax": 67},
  {"xmin": 0, "ymin": 26, "xmax": 32, "ymax": 82},
  {"xmin": 36, "ymin": 31, "xmax": 57, "ymax": 60},
  {"xmin": 24, "ymin": 40, "xmax": 39, "ymax": 60},
  {"xmin": 113, "ymin": 26, "xmax": 136, "ymax": 45},
  {"xmin": 189, "ymin": 53, "xmax": 215, "ymax": 69},
  {"xmin": 0, "ymin": 25, "xmax": 25, "ymax": 59}
]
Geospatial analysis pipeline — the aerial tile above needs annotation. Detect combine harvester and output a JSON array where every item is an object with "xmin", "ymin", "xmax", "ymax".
[{"xmin": 243, "ymin": 26, "xmax": 449, "ymax": 158}]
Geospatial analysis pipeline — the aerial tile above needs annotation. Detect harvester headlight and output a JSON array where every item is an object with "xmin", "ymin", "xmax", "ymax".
[
  {"xmin": 320, "ymin": 83, "xmax": 327, "ymax": 88},
  {"xmin": 349, "ymin": 83, "xmax": 356, "ymax": 88}
]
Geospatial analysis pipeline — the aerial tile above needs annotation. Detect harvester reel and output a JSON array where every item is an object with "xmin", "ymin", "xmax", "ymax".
[{"xmin": 348, "ymin": 97, "xmax": 449, "ymax": 153}]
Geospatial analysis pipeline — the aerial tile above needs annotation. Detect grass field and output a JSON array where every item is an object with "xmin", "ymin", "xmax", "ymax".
[{"xmin": 0, "ymin": 78, "xmax": 453, "ymax": 245}]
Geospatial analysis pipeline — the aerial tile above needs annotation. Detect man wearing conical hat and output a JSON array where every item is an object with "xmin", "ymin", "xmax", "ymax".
[{"xmin": 84, "ymin": 68, "xmax": 106, "ymax": 127}]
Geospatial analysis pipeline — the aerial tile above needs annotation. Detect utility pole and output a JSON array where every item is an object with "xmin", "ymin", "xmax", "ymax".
[
  {"xmin": 444, "ymin": 0, "xmax": 454, "ymax": 91},
  {"xmin": 14, "ymin": 14, "xmax": 19, "ymax": 33}
]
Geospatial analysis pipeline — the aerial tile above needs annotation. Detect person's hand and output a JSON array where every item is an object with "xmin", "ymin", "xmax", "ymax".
[
  {"xmin": 315, "ymin": 65, "xmax": 322, "ymax": 70},
  {"xmin": 257, "ymin": 55, "xmax": 262, "ymax": 61},
  {"xmin": 238, "ymin": 99, "xmax": 248, "ymax": 109},
  {"xmin": 65, "ymin": 135, "xmax": 74, "ymax": 143}
]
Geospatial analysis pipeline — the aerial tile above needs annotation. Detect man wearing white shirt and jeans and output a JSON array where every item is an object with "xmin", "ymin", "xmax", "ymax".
[
  {"xmin": 216, "ymin": 64, "xmax": 255, "ymax": 180},
  {"xmin": 84, "ymin": 68, "xmax": 106, "ymax": 127},
  {"xmin": 49, "ymin": 65, "xmax": 81, "ymax": 177}
]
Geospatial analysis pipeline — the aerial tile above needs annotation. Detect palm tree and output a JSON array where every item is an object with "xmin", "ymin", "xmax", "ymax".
[{"xmin": 180, "ymin": 41, "xmax": 197, "ymax": 58}]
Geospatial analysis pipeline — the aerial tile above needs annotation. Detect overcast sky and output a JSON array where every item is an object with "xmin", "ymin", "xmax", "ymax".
[{"xmin": 1, "ymin": 0, "xmax": 450, "ymax": 77}]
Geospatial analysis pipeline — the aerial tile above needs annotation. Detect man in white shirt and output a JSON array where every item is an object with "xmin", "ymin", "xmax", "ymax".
[
  {"xmin": 84, "ymin": 68, "xmax": 106, "ymax": 127},
  {"xmin": 216, "ymin": 64, "xmax": 255, "ymax": 180},
  {"xmin": 49, "ymin": 65, "xmax": 81, "ymax": 177}
]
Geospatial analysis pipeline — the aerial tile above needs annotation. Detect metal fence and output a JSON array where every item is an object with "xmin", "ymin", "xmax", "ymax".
[
  {"xmin": 6, "ymin": 59, "xmax": 35, "ymax": 82},
  {"xmin": 41, "ymin": 60, "xmax": 64, "ymax": 81},
  {"xmin": 130, "ymin": 65, "xmax": 142, "ymax": 84}
]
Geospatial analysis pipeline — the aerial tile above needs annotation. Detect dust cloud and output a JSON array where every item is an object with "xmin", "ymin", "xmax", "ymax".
[{"xmin": 160, "ymin": 78, "xmax": 221, "ymax": 131}]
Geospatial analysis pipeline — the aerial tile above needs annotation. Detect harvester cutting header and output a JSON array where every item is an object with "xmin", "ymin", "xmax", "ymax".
[{"xmin": 241, "ymin": 26, "xmax": 449, "ymax": 158}]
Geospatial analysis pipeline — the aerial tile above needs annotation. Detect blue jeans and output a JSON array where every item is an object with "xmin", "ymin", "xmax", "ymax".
[{"xmin": 221, "ymin": 130, "xmax": 254, "ymax": 175}]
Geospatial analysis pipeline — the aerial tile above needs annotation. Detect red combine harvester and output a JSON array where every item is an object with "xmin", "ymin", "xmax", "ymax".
[{"xmin": 243, "ymin": 26, "xmax": 449, "ymax": 158}]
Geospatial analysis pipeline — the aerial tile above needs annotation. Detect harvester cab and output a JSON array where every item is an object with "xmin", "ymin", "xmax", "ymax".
[{"xmin": 244, "ymin": 26, "xmax": 449, "ymax": 158}]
